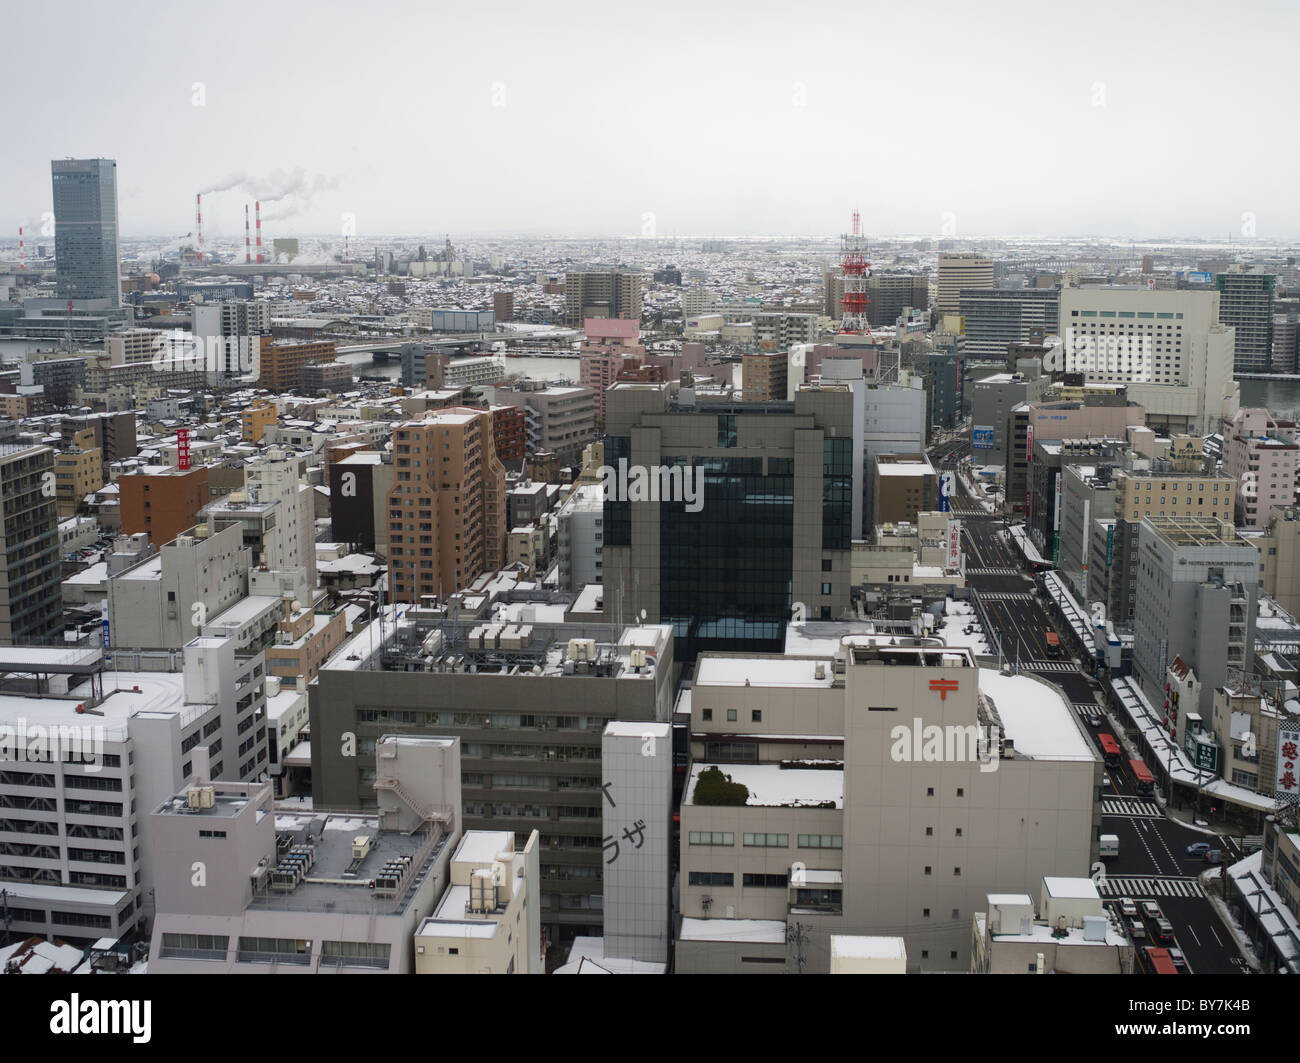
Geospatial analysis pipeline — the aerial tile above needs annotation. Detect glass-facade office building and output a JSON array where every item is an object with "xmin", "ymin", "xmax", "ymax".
[
  {"xmin": 602, "ymin": 385, "xmax": 860, "ymax": 661},
  {"xmin": 52, "ymin": 158, "xmax": 121, "ymax": 306}
]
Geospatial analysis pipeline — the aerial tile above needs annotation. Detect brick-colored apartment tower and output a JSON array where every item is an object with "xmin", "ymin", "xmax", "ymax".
[
  {"xmin": 258, "ymin": 339, "xmax": 337, "ymax": 392},
  {"xmin": 387, "ymin": 408, "xmax": 506, "ymax": 603},
  {"xmin": 119, "ymin": 467, "xmax": 212, "ymax": 547},
  {"xmin": 490, "ymin": 403, "xmax": 527, "ymax": 463}
]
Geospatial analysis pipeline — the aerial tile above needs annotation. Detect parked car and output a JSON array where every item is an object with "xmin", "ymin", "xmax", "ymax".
[
  {"xmin": 1128, "ymin": 918, "xmax": 1147, "ymax": 941},
  {"xmin": 1118, "ymin": 898, "xmax": 1139, "ymax": 918},
  {"xmin": 1204, "ymin": 849, "xmax": 1224, "ymax": 865},
  {"xmin": 1186, "ymin": 841, "xmax": 1212, "ymax": 857},
  {"xmin": 1243, "ymin": 842, "xmax": 1263, "ymax": 856},
  {"xmin": 1140, "ymin": 901, "xmax": 1163, "ymax": 922},
  {"xmin": 1155, "ymin": 918, "xmax": 1176, "ymax": 942}
]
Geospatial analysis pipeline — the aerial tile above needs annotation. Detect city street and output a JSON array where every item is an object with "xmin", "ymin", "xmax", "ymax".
[{"xmin": 933, "ymin": 437, "xmax": 1245, "ymax": 974}]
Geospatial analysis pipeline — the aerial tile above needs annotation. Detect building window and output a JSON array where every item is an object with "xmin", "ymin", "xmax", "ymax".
[
  {"xmin": 726, "ymin": 709, "xmax": 737, "ymax": 722},
  {"xmin": 702, "ymin": 709, "xmax": 712, "ymax": 722},
  {"xmin": 688, "ymin": 831, "xmax": 734, "ymax": 846},
  {"xmin": 687, "ymin": 871, "xmax": 734, "ymax": 887},
  {"xmin": 743, "ymin": 833, "xmax": 789, "ymax": 848},
  {"xmin": 751, "ymin": 710, "xmax": 762, "ymax": 723},
  {"xmin": 797, "ymin": 834, "xmax": 842, "ymax": 849},
  {"xmin": 742, "ymin": 873, "xmax": 788, "ymax": 889}
]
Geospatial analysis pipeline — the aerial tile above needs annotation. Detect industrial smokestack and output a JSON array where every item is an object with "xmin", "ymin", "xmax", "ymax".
[
  {"xmin": 195, "ymin": 193, "xmax": 203, "ymax": 263},
  {"xmin": 17, "ymin": 227, "xmax": 23, "ymax": 271},
  {"xmin": 255, "ymin": 200, "xmax": 263, "ymax": 264},
  {"xmin": 245, "ymin": 204, "xmax": 251, "ymax": 264}
]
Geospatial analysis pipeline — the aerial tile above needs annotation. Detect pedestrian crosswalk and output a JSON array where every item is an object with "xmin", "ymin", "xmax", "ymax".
[
  {"xmin": 967, "ymin": 567, "xmax": 1024, "ymax": 576},
  {"xmin": 1024, "ymin": 660, "xmax": 1079, "ymax": 673},
  {"xmin": 1102, "ymin": 797, "xmax": 1163, "ymax": 818},
  {"xmin": 976, "ymin": 591, "xmax": 1034, "ymax": 601},
  {"xmin": 1072, "ymin": 702, "xmax": 1104, "ymax": 720},
  {"xmin": 1098, "ymin": 876, "xmax": 1205, "ymax": 899}
]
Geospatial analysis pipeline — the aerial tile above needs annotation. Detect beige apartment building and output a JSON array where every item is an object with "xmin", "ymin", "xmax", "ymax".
[
  {"xmin": 387, "ymin": 407, "xmax": 507, "ymax": 603},
  {"xmin": 677, "ymin": 635, "xmax": 1099, "ymax": 973},
  {"xmin": 54, "ymin": 445, "xmax": 103, "ymax": 517},
  {"xmin": 414, "ymin": 829, "xmax": 542, "ymax": 974},
  {"xmin": 743, "ymin": 351, "xmax": 789, "ymax": 401},
  {"xmin": 936, "ymin": 253, "xmax": 994, "ymax": 315},
  {"xmin": 1254, "ymin": 505, "xmax": 1300, "ymax": 619}
]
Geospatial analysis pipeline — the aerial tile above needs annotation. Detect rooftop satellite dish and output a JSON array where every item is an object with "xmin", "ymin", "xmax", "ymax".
[{"xmin": 639, "ymin": 609, "xmax": 647, "ymax": 622}]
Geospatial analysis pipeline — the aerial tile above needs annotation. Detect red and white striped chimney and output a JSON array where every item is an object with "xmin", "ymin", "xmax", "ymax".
[
  {"xmin": 195, "ymin": 193, "xmax": 203, "ymax": 263},
  {"xmin": 245, "ymin": 204, "xmax": 251, "ymax": 263},
  {"xmin": 255, "ymin": 200, "xmax": 263, "ymax": 264},
  {"xmin": 18, "ymin": 227, "xmax": 24, "ymax": 271}
]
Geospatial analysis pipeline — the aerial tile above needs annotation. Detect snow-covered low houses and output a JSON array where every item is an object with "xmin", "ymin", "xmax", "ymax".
[{"xmin": 674, "ymin": 629, "xmax": 1099, "ymax": 974}]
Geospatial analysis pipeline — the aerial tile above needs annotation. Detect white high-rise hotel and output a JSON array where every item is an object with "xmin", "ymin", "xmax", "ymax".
[{"xmin": 1058, "ymin": 286, "xmax": 1239, "ymax": 436}]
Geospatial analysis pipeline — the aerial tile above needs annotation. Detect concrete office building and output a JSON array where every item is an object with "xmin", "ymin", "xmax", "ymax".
[
  {"xmin": 675, "ymin": 635, "xmax": 1098, "ymax": 974},
  {"xmin": 1255, "ymin": 505, "xmax": 1300, "ymax": 621},
  {"xmin": 492, "ymin": 381, "xmax": 597, "ymax": 467},
  {"xmin": 60, "ymin": 412, "xmax": 138, "ymax": 473},
  {"xmin": 1058, "ymin": 286, "xmax": 1239, "ymax": 436},
  {"xmin": 0, "ymin": 444, "xmax": 63, "ymax": 644},
  {"xmin": 971, "ymin": 882, "xmax": 1132, "ymax": 974},
  {"xmin": 565, "ymin": 270, "xmax": 642, "ymax": 327},
  {"xmin": 414, "ymin": 828, "xmax": 543, "ymax": 974},
  {"xmin": 600, "ymin": 379, "xmax": 861, "ymax": 659},
  {"xmin": 556, "ymin": 483, "xmax": 605, "ymax": 591},
  {"xmin": 106, "ymin": 521, "xmax": 251, "ymax": 651},
  {"xmin": 959, "ymin": 288, "xmax": 1061, "ymax": 360},
  {"xmin": 1217, "ymin": 266, "xmax": 1275, "ymax": 374},
  {"xmin": 865, "ymin": 274, "xmax": 930, "ymax": 328},
  {"xmin": 1132, "ymin": 516, "xmax": 1259, "ymax": 717},
  {"xmin": 206, "ymin": 447, "xmax": 317, "ymax": 592},
  {"xmin": 925, "ymin": 351, "xmax": 963, "ymax": 431},
  {"xmin": 52, "ymin": 158, "xmax": 121, "ymax": 307},
  {"xmin": 873, "ymin": 454, "xmax": 938, "ymax": 527},
  {"xmin": 386, "ymin": 408, "xmax": 506, "ymax": 604},
  {"xmin": 936, "ymin": 253, "xmax": 994, "ymax": 315},
  {"xmin": 310, "ymin": 604, "xmax": 674, "ymax": 942},
  {"xmin": 969, "ymin": 368, "xmax": 1049, "ymax": 471},
  {"xmin": 600, "ymin": 722, "xmax": 672, "ymax": 966},
  {"xmin": 399, "ymin": 341, "xmax": 445, "ymax": 391},
  {"xmin": 0, "ymin": 638, "xmax": 267, "ymax": 947},
  {"xmin": 149, "ymin": 736, "xmax": 461, "ymax": 974},
  {"xmin": 1221, "ymin": 408, "xmax": 1298, "ymax": 529}
]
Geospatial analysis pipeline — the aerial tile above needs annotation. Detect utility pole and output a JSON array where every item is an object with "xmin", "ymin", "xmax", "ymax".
[{"xmin": 787, "ymin": 921, "xmax": 809, "ymax": 974}]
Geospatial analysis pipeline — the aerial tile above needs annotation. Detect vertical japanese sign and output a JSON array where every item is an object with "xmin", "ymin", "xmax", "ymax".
[
  {"xmin": 177, "ymin": 428, "xmax": 191, "ymax": 471},
  {"xmin": 947, "ymin": 519, "xmax": 961, "ymax": 570},
  {"xmin": 1277, "ymin": 726, "xmax": 1300, "ymax": 806},
  {"xmin": 1025, "ymin": 423, "xmax": 1033, "ymax": 519}
]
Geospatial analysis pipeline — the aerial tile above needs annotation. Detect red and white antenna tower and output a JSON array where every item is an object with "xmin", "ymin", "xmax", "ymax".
[
  {"xmin": 195, "ymin": 193, "xmax": 204, "ymax": 263},
  {"xmin": 18, "ymin": 227, "xmax": 24, "ymax": 270},
  {"xmin": 245, "ymin": 204, "xmax": 251, "ymax": 263},
  {"xmin": 344, "ymin": 233, "xmax": 349, "ymax": 264},
  {"xmin": 255, "ymin": 201, "xmax": 263, "ymax": 264},
  {"xmin": 838, "ymin": 208, "xmax": 871, "ymax": 335}
]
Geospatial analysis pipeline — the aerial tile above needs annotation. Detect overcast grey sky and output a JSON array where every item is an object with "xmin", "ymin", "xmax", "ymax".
[{"xmin": 9, "ymin": 0, "xmax": 1299, "ymax": 241}]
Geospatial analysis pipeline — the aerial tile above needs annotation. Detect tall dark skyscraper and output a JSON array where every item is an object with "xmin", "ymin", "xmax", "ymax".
[{"xmin": 51, "ymin": 157, "xmax": 121, "ymax": 306}]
